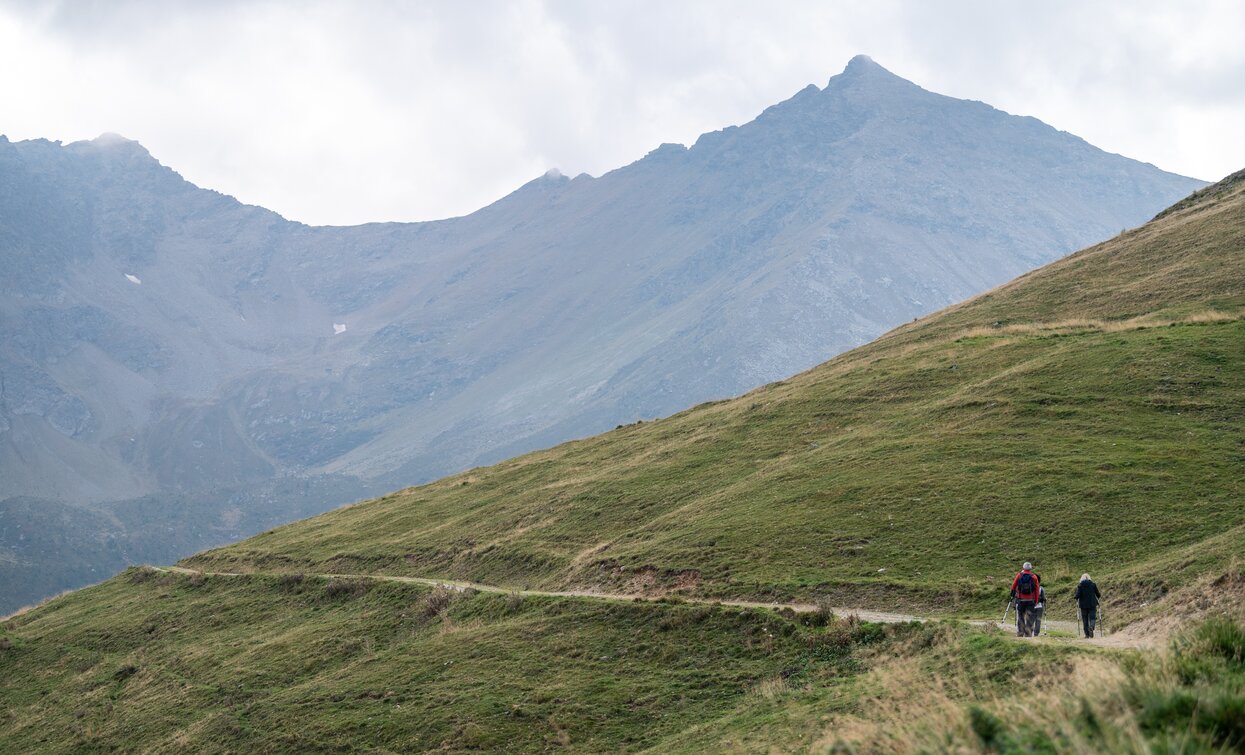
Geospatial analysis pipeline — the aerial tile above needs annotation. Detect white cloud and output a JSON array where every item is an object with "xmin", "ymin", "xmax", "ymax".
[{"xmin": 1, "ymin": 0, "xmax": 1241, "ymax": 225}]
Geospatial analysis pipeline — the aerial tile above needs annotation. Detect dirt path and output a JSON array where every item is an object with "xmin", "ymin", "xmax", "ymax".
[
  {"xmin": 156, "ymin": 566, "xmax": 1120, "ymax": 645},
  {"xmin": 158, "ymin": 565, "xmax": 931, "ymax": 623}
]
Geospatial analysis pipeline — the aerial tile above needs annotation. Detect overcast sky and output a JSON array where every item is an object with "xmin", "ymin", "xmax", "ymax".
[{"xmin": 2, "ymin": 1, "xmax": 1242, "ymax": 226}]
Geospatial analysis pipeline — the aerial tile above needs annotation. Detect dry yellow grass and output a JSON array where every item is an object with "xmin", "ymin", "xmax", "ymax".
[
  {"xmin": 814, "ymin": 570, "xmax": 1245, "ymax": 754},
  {"xmin": 823, "ymin": 642, "xmax": 1149, "ymax": 753},
  {"xmin": 821, "ymin": 654, "xmax": 976, "ymax": 753},
  {"xmin": 1184, "ymin": 309, "xmax": 1240, "ymax": 324},
  {"xmin": 953, "ymin": 308, "xmax": 1243, "ymax": 341},
  {"xmin": 754, "ymin": 675, "xmax": 790, "ymax": 701}
]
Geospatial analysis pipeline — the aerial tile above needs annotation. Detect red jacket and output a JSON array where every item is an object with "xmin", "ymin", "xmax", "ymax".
[{"xmin": 1011, "ymin": 570, "xmax": 1040, "ymax": 601}]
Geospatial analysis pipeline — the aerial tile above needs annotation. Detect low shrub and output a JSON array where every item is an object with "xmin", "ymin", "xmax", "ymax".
[
  {"xmin": 276, "ymin": 573, "xmax": 306, "ymax": 593},
  {"xmin": 421, "ymin": 588, "xmax": 455, "ymax": 618},
  {"xmin": 126, "ymin": 567, "xmax": 157, "ymax": 585},
  {"xmin": 968, "ymin": 705, "xmax": 1004, "ymax": 747},
  {"xmin": 1193, "ymin": 617, "xmax": 1245, "ymax": 667},
  {"xmin": 800, "ymin": 597, "xmax": 837, "ymax": 628},
  {"xmin": 1173, "ymin": 616, "xmax": 1245, "ymax": 683},
  {"xmin": 1130, "ymin": 685, "xmax": 1245, "ymax": 749},
  {"xmin": 322, "ymin": 579, "xmax": 371, "ymax": 601}
]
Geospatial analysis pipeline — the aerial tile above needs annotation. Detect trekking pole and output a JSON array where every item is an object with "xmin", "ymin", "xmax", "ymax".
[
  {"xmin": 1002, "ymin": 599, "xmax": 1013, "ymax": 627},
  {"xmin": 1076, "ymin": 605, "xmax": 1083, "ymax": 638}
]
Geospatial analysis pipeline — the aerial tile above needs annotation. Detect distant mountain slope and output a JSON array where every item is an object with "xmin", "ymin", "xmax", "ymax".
[
  {"xmin": 0, "ymin": 56, "xmax": 1204, "ymax": 612},
  {"xmin": 193, "ymin": 169, "xmax": 1245, "ymax": 611},
  {"xmin": 0, "ymin": 474, "xmax": 369, "ymax": 613}
]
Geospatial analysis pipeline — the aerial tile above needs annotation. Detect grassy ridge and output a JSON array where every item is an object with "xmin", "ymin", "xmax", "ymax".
[
  {"xmin": 187, "ymin": 176, "xmax": 1245, "ymax": 614},
  {"xmin": 0, "ymin": 568, "xmax": 880, "ymax": 752},
  {"xmin": 4, "ymin": 568, "xmax": 1242, "ymax": 752}
]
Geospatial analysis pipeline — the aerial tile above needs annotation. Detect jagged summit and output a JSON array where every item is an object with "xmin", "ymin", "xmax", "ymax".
[
  {"xmin": 836, "ymin": 53, "xmax": 904, "ymax": 81},
  {"xmin": 827, "ymin": 53, "xmax": 916, "ymax": 95},
  {"xmin": 844, "ymin": 53, "xmax": 882, "ymax": 71},
  {"xmin": 92, "ymin": 132, "xmax": 138, "ymax": 146},
  {"xmin": 71, "ymin": 132, "xmax": 153, "ymax": 157},
  {"xmin": 517, "ymin": 167, "xmax": 572, "ymax": 190}
]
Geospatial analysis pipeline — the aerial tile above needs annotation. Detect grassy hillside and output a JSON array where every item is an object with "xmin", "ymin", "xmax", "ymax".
[
  {"xmin": 3, "ymin": 568, "xmax": 1243, "ymax": 752},
  {"xmin": 0, "ymin": 568, "xmax": 888, "ymax": 752},
  {"xmin": 187, "ymin": 169, "xmax": 1245, "ymax": 615}
]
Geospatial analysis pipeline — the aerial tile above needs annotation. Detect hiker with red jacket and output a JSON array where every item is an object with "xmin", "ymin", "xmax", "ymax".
[{"xmin": 1009, "ymin": 562, "xmax": 1041, "ymax": 637}]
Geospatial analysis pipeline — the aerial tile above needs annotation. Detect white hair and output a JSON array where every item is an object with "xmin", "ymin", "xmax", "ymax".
[
  {"xmin": 1023, "ymin": 562, "xmax": 1032, "ymax": 570},
  {"xmin": 1081, "ymin": 573, "xmax": 1091, "ymax": 582}
]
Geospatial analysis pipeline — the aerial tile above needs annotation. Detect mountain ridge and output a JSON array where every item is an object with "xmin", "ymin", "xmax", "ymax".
[{"xmin": 0, "ymin": 57, "xmax": 1206, "ymax": 613}]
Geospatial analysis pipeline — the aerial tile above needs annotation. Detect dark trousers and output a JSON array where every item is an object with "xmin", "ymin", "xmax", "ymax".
[
  {"xmin": 1016, "ymin": 600, "xmax": 1035, "ymax": 636},
  {"xmin": 1081, "ymin": 606, "xmax": 1097, "ymax": 638},
  {"xmin": 1030, "ymin": 605, "xmax": 1044, "ymax": 635}
]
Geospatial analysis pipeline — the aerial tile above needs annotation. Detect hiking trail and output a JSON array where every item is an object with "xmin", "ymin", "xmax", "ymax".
[{"xmin": 155, "ymin": 566, "xmax": 1147, "ymax": 647}]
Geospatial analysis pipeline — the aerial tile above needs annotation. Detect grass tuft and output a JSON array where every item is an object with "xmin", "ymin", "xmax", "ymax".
[
  {"xmin": 321, "ymin": 578, "xmax": 371, "ymax": 601},
  {"xmin": 968, "ymin": 705, "xmax": 1005, "ymax": 747}
]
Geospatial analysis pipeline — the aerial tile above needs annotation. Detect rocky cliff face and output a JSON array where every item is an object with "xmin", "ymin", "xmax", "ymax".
[{"xmin": 0, "ymin": 56, "xmax": 1204, "ymax": 612}]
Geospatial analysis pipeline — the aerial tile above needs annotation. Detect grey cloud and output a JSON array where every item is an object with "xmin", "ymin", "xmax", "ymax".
[{"xmin": 0, "ymin": 0, "xmax": 1241, "ymax": 223}]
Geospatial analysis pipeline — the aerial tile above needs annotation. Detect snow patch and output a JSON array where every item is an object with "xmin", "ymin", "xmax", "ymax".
[
  {"xmin": 125, "ymin": 273, "xmax": 142, "ymax": 285},
  {"xmin": 333, "ymin": 323, "xmax": 347, "ymax": 335}
]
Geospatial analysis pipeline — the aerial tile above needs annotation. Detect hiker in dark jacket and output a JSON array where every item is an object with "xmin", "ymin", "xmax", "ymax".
[
  {"xmin": 1010, "ymin": 562, "xmax": 1041, "ymax": 637},
  {"xmin": 1074, "ymin": 573, "xmax": 1101, "ymax": 638}
]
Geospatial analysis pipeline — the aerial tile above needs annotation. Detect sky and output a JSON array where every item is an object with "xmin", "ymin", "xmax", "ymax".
[{"xmin": 2, "ymin": 1, "xmax": 1243, "ymax": 226}]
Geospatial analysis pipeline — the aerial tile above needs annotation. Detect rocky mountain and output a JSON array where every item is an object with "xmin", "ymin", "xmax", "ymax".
[{"xmin": 0, "ymin": 56, "xmax": 1203, "ymax": 613}]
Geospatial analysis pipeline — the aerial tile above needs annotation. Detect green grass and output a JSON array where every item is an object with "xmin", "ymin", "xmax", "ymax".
[
  {"xmin": 0, "ymin": 568, "xmax": 885, "ymax": 753},
  {"xmin": 4, "ymin": 573, "xmax": 1243, "ymax": 751},
  {"xmin": 979, "ymin": 617, "xmax": 1245, "ymax": 753},
  {"xmin": 653, "ymin": 618, "xmax": 1245, "ymax": 753},
  {"xmin": 186, "ymin": 175, "xmax": 1245, "ymax": 616}
]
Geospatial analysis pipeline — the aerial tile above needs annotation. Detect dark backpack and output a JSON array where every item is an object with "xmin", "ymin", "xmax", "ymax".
[{"xmin": 1017, "ymin": 572, "xmax": 1037, "ymax": 599}]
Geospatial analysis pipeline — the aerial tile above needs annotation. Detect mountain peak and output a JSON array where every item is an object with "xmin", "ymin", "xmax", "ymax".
[
  {"xmin": 819, "ymin": 54, "xmax": 921, "ymax": 104},
  {"xmin": 93, "ymin": 131, "xmax": 136, "ymax": 145},
  {"xmin": 846, "ymin": 53, "xmax": 879, "ymax": 69},
  {"xmin": 58, "ymin": 133, "xmax": 156, "ymax": 162},
  {"xmin": 838, "ymin": 53, "xmax": 900, "ymax": 81},
  {"xmin": 88, "ymin": 132, "xmax": 150, "ymax": 154}
]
